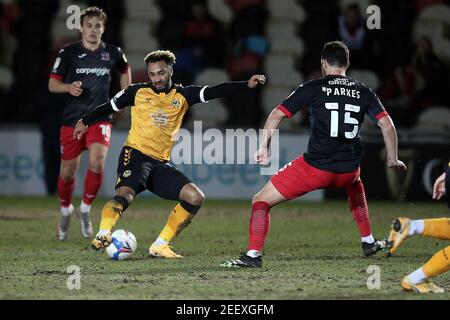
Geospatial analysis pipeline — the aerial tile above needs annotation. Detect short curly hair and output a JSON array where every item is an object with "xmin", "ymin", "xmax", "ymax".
[{"xmin": 144, "ymin": 50, "xmax": 176, "ymax": 67}]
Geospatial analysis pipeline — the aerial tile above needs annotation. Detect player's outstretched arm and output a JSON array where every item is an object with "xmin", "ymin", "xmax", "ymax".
[
  {"xmin": 73, "ymin": 101, "xmax": 116, "ymax": 140},
  {"xmin": 247, "ymin": 75, "xmax": 266, "ymax": 88},
  {"xmin": 73, "ymin": 85, "xmax": 135, "ymax": 139},
  {"xmin": 256, "ymin": 108, "xmax": 286, "ymax": 166},
  {"xmin": 202, "ymin": 75, "xmax": 266, "ymax": 101},
  {"xmin": 377, "ymin": 115, "xmax": 407, "ymax": 171}
]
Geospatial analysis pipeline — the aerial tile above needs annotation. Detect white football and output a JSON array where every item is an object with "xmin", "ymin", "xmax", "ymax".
[{"xmin": 106, "ymin": 229, "xmax": 137, "ymax": 261}]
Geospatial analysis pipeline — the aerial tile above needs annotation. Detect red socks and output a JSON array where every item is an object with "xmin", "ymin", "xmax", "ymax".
[
  {"xmin": 58, "ymin": 176, "xmax": 75, "ymax": 208},
  {"xmin": 247, "ymin": 180, "xmax": 371, "ymax": 253},
  {"xmin": 58, "ymin": 170, "xmax": 102, "ymax": 209},
  {"xmin": 346, "ymin": 179, "xmax": 371, "ymax": 237},
  {"xmin": 248, "ymin": 201, "xmax": 271, "ymax": 252},
  {"xmin": 82, "ymin": 170, "xmax": 103, "ymax": 205}
]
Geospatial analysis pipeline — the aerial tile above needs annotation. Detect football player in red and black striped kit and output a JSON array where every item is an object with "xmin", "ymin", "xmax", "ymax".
[
  {"xmin": 48, "ymin": 6, "xmax": 131, "ymax": 241},
  {"xmin": 222, "ymin": 41, "xmax": 407, "ymax": 268}
]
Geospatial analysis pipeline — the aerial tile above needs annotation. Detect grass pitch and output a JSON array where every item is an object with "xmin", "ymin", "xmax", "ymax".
[{"xmin": 0, "ymin": 196, "xmax": 449, "ymax": 300}]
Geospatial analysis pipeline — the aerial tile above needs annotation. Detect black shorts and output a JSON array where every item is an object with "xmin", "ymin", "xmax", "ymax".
[{"xmin": 115, "ymin": 146, "xmax": 192, "ymax": 200}]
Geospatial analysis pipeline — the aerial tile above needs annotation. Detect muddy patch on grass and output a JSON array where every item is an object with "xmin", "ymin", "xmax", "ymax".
[{"xmin": 32, "ymin": 270, "xmax": 67, "ymax": 276}]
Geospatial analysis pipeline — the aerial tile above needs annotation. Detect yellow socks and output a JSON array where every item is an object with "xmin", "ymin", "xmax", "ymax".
[
  {"xmin": 423, "ymin": 218, "xmax": 450, "ymax": 240},
  {"xmin": 158, "ymin": 203, "xmax": 194, "ymax": 242},
  {"xmin": 99, "ymin": 199, "xmax": 124, "ymax": 232},
  {"xmin": 423, "ymin": 245, "xmax": 450, "ymax": 278},
  {"xmin": 406, "ymin": 219, "xmax": 450, "ymax": 283}
]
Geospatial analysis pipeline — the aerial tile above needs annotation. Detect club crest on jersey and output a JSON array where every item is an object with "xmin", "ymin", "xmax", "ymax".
[
  {"xmin": 122, "ymin": 170, "xmax": 132, "ymax": 178},
  {"xmin": 171, "ymin": 99, "xmax": 181, "ymax": 108},
  {"xmin": 101, "ymin": 52, "xmax": 110, "ymax": 61}
]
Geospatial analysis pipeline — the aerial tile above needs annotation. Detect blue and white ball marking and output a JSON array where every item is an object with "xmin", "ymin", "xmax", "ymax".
[{"xmin": 106, "ymin": 229, "xmax": 137, "ymax": 261}]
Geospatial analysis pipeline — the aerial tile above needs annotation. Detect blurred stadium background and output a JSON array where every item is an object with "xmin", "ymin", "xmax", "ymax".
[
  {"xmin": 0, "ymin": 0, "xmax": 449, "ymax": 201},
  {"xmin": 0, "ymin": 0, "xmax": 450, "ymax": 300}
]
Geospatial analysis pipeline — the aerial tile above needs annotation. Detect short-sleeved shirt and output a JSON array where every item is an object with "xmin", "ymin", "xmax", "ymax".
[
  {"xmin": 50, "ymin": 41, "xmax": 129, "ymax": 127},
  {"xmin": 108, "ymin": 83, "xmax": 207, "ymax": 161},
  {"xmin": 277, "ymin": 75, "xmax": 388, "ymax": 173}
]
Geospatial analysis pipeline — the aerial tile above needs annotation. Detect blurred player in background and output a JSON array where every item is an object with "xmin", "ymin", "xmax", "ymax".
[
  {"xmin": 222, "ymin": 41, "xmax": 407, "ymax": 268},
  {"xmin": 48, "ymin": 6, "xmax": 131, "ymax": 241},
  {"xmin": 386, "ymin": 164, "xmax": 450, "ymax": 293},
  {"xmin": 73, "ymin": 50, "xmax": 266, "ymax": 258}
]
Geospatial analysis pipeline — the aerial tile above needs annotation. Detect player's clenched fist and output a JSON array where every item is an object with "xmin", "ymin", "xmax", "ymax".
[
  {"xmin": 247, "ymin": 75, "xmax": 266, "ymax": 88},
  {"xmin": 387, "ymin": 159, "xmax": 407, "ymax": 171},
  {"xmin": 73, "ymin": 119, "xmax": 88, "ymax": 140},
  {"xmin": 68, "ymin": 81, "xmax": 83, "ymax": 97},
  {"xmin": 255, "ymin": 147, "xmax": 270, "ymax": 167}
]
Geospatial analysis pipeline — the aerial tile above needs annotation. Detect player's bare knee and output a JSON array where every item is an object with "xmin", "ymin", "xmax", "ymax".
[
  {"xmin": 187, "ymin": 190, "xmax": 205, "ymax": 207},
  {"xmin": 60, "ymin": 167, "xmax": 76, "ymax": 182},
  {"xmin": 60, "ymin": 172, "xmax": 75, "ymax": 182},
  {"xmin": 180, "ymin": 183, "xmax": 205, "ymax": 207},
  {"xmin": 89, "ymin": 159, "xmax": 105, "ymax": 173}
]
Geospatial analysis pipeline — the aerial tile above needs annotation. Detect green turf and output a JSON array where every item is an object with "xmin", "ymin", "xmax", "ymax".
[{"xmin": 0, "ymin": 196, "xmax": 449, "ymax": 300}]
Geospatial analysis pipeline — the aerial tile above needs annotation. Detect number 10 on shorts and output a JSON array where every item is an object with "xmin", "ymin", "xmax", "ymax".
[{"xmin": 100, "ymin": 124, "xmax": 111, "ymax": 142}]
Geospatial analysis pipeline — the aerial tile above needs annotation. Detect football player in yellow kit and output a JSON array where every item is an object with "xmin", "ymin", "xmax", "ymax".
[
  {"xmin": 74, "ymin": 50, "xmax": 265, "ymax": 258},
  {"xmin": 386, "ymin": 164, "xmax": 450, "ymax": 293}
]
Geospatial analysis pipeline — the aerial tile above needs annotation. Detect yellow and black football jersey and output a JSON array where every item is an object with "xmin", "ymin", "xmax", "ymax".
[
  {"xmin": 109, "ymin": 83, "xmax": 208, "ymax": 161},
  {"xmin": 82, "ymin": 80, "xmax": 249, "ymax": 161}
]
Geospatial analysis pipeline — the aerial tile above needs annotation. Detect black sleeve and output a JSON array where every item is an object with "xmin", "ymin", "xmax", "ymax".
[
  {"xmin": 181, "ymin": 81, "xmax": 248, "ymax": 106},
  {"xmin": 110, "ymin": 85, "xmax": 136, "ymax": 110},
  {"xmin": 277, "ymin": 84, "xmax": 311, "ymax": 118},
  {"xmin": 179, "ymin": 85, "xmax": 203, "ymax": 106},
  {"xmin": 203, "ymin": 81, "xmax": 248, "ymax": 101},
  {"xmin": 50, "ymin": 48, "xmax": 69, "ymax": 81},
  {"xmin": 114, "ymin": 46, "xmax": 130, "ymax": 74},
  {"xmin": 82, "ymin": 101, "xmax": 115, "ymax": 126},
  {"xmin": 366, "ymin": 87, "xmax": 387, "ymax": 123},
  {"xmin": 82, "ymin": 85, "xmax": 137, "ymax": 125}
]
